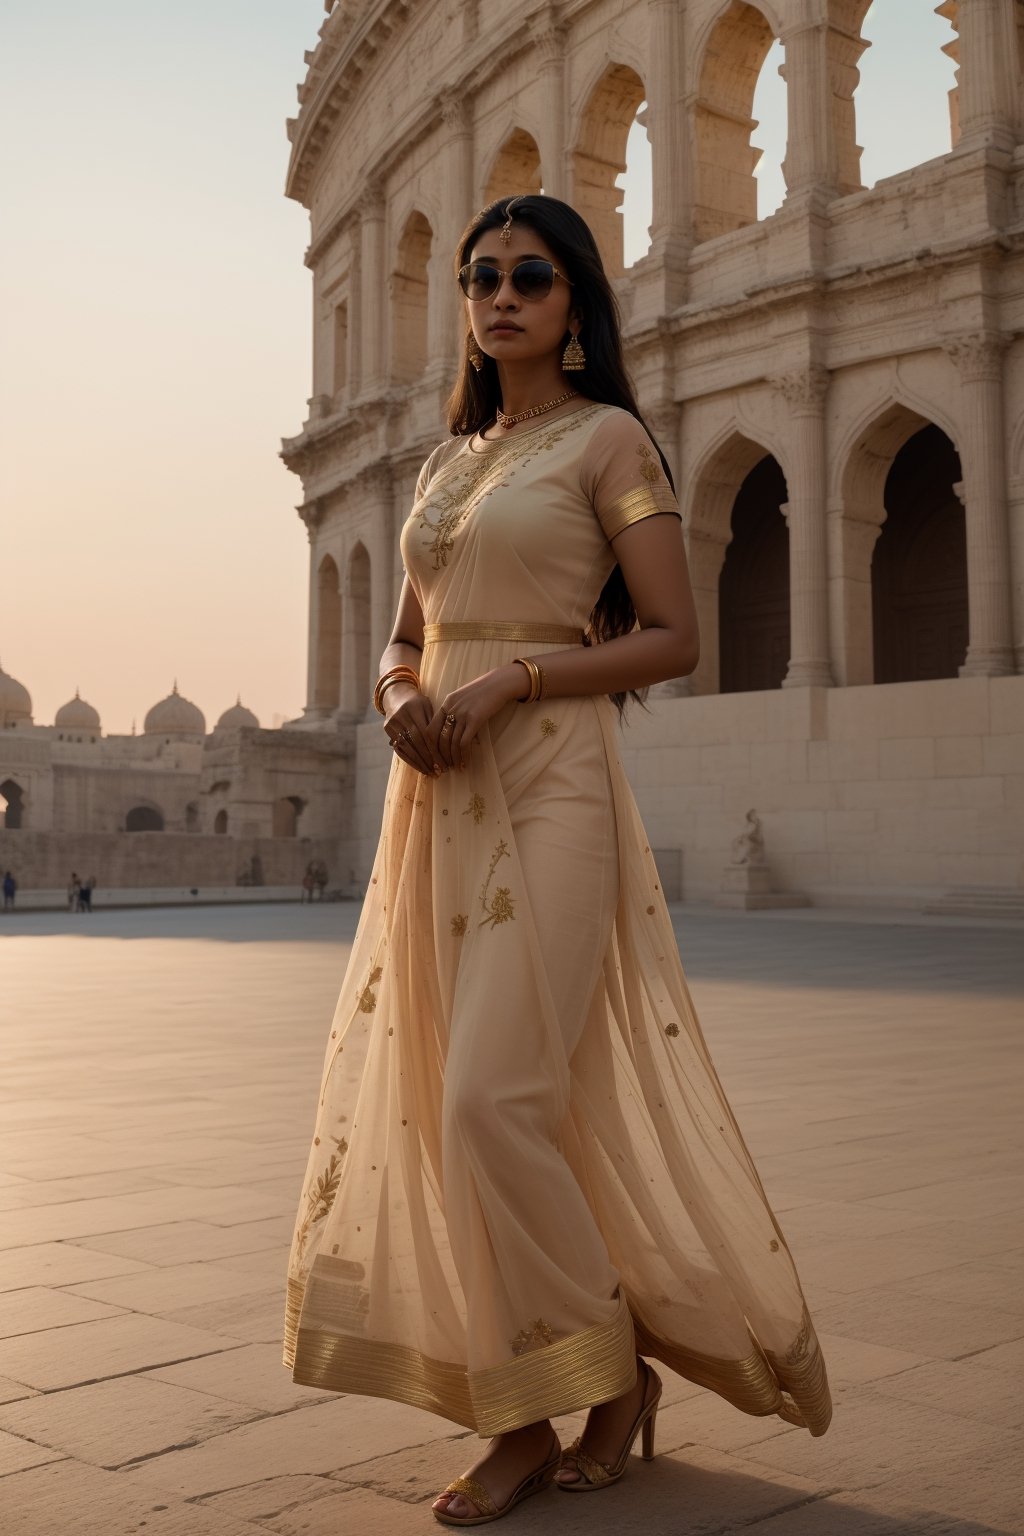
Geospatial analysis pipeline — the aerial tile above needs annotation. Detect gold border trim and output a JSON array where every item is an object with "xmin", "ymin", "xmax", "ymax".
[
  {"xmin": 599, "ymin": 486, "xmax": 680, "ymax": 541},
  {"xmin": 423, "ymin": 621, "xmax": 585, "ymax": 645}
]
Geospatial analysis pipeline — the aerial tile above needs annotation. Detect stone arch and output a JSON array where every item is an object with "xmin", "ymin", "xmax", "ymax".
[
  {"xmin": 315, "ymin": 553, "xmax": 341, "ymax": 711},
  {"xmin": 214, "ymin": 808, "xmax": 228, "ymax": 835},
  {"xmin": 483, "ymin": 127, "xmax": 542, "ymax": 203},
  {"xmin": 571, "ymin": 62, "xmax": 647, "ymax": 277},
  {"xmin": 390, "ymin": 210, "xmax": 432, "ymax": 385},
  {"xmin": 0, "ymin": 778, "xmax": 25, "ymax": 830},
  {"xmin": 692, "ymin": 1, "xmax": 784, "ymax": 244},
  {"xmin": 825, "ymin": 1, "xmax": 872, "ymax": 193},
  {"xmin": 272, "ymin": 794, "xmax": 305, "ymax": 838},
  {"xmin": 685, "ymin": 426, "xmax": 788, "ymax": 694},
  {"xmin": 832, "ymin": 401, "xmax": 965, "ymax": 685},
  {"xmin": 125, "ymin": 803, "xmax": 164, "ymax": 832},
  {"xmin": 343, "ymin": 541, "xmax": 372, "ymax": 716},
  {"xmin": 720, "ymin": 455, "xmax": 791, "ymax": 692}
]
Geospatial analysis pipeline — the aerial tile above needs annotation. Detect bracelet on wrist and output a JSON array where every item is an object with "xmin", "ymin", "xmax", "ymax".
[
  {"xmin": 512, "ymin": 656, "xmax": 542, "ymax": 703},
  {"xmin": 373, "ymin": 665, "xmax": 420, "ymax": 715}
]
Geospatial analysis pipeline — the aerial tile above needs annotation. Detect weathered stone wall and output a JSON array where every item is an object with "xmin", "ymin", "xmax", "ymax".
[{"xmin": 0, "ymin": 831, "xmax": 345, "ymax": 894}]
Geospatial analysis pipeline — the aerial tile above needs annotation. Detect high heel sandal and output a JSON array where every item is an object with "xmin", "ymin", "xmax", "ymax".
[
  {"xmin": 556, "ymin": 1357, "xmax": 662, "ymax": 1491},
  {"xmin": 432, "ymin": 1428, "xmax": 562, "ymax": 1526}
]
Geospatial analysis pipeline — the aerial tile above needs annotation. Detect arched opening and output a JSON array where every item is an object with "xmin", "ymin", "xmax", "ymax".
[
  {"xmin": 185, "ymin": 802, "xmax": 200, "ymax": 833},
  {"xmin": 345, "ymin": 542, "xmax": 371, "ymax": 716},
  {"xmin": 572, "ymin": 63, "xmax": 647, "ymax": 276},
  {"xmin": 332, "ymin": 301, "xmax": 348, "ymax": 398},
  {"xmin": 484, "ymin": 128, "xmax": 542, "ymax": 203},
  {"xmin": 620, "ymin": 104, "xmax": 653, "ymax": 267},
  {"xmin": 315, "ymin": 554, "xmax": 341, "ymax": 711},
  {"xmin": 719, "ymin": 456, "xmax": 790, "ymax": 691},
  {"xmin": 693, "ymin": 2, "xmax": 784, "ymax": 243},
  {"xmin": 873, "ymin": 424, "xmax": 966, "ymax": 683},
  {"xmin": 272, "ymin": 795, "xmax": 305, "ymax": 838},
  {"xmin": 0, "ymin": 779, "xmax": 25, "ymax": 829},
  {"xmin": 214, "ymin": 809, "xmax": 228, "ymax": 835},
  {"xmin": 390, "ymin": 211, "xmax": 432, "ymax": 385},
  {"xmin": 126, "ymin": 805, "xmax": 164, "ymax": 832},
  {"xmin": 824, "ymin": 1, "xmax": 872, "ymax": 195},
  {"xmin": 852, "ymin": 2, "xmax": 959, "ymax": 182},
  {"xmin": 685, "ymin": 429, "xmax": 784, "ymax": 694}
]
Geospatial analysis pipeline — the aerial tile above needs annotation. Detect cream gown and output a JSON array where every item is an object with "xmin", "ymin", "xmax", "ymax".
[{"xmin": 283, "ymin": 402, "xmax": 832, "ymax": 1440}]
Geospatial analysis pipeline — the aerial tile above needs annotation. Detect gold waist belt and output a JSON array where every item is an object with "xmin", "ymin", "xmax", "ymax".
[{"xmin": 422, "ymin": 621, "xmax": 584, "ymax": 646}]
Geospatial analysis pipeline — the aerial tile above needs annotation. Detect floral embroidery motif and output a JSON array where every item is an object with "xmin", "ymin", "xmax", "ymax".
[
  {"xmin": 358, "ymin": 965, "xmax": 383, "ymax": 1013},
  {"xmin": 463, "ymin": 793, "xmax": 487, "ymax": 824},
  {"xmin": 450, "ymin": 913, "xmax": 468, "ymax": 937},
  {"xmin": 636, "ymin": 443, "xmax": 660, "ymax": 484},
  {"xmin": 479, "ymin": 838, "xmax": 515, "ymax": 927},
  {"xmin": 511, "ymin": 1317, "xmax": 554, "ymax": 1356},
  {"xmin": 665, "ymin": 1021, "xmax": 680, "ymax": 1038},
  {"xmin": 540, "ymin": 717, "xmax": 557, "ymax": 736},
  {"xmin": 296, "ymin": 1149, "xmax": 345, "ymax": 1259}
]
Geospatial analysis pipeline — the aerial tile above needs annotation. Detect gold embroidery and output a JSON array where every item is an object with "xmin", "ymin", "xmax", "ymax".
[
  {"xmin": 770, "ymin": 1239, "xmax": 780, "ymax": 1252},
  {"xmin": 636, "ymin": 442, "xmax": 660, "ymax": 483},
  {"xmin": 479, "ymin": 838, "xmax": 515, "ymax": 927},
  {"xmin": 450, "ymin": 913, "xmax": 468, "ymax": 937},
  {"xmin": 540, "ymin": 717, "xmax": 557, "ymax": 736},
  {"xmin": 463, "ymin": 793, "xmax": 486, "ymax": 825},
  {"xmin": 423, "ymin": 621, "xmax": 584, "ymax": 645},
  {"xmin": 599, "ymin": 485, "xmax": 680, "ymax": 541},
  {"xmin": 511, "ymin": 1318, "xmax": 555, "ymax": 1356},
  {"xmin": 296, "ymin": 1149, "xmax": 345, "ymax": 1259},
  {"xmin": 665, "ymin": 1022, "xmax": 680, "ymax": 1038},
  {"xmin": 357, "ymin": 964, "xmax": 383, "ymax": 1013},
  {"xmin": 646, "ymin": 905, "xmax": 656, "ymax": 915}
]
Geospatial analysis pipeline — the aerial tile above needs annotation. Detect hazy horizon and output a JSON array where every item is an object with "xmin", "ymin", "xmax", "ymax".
[{"xmin": 2, "ymin": 1, "xmax": 955, "ymax": 736}]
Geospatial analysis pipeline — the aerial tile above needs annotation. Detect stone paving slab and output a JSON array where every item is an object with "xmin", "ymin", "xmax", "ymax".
[{"xmin": 0, "ymin": 902, "xmax": 1021, "ymax": 1535}]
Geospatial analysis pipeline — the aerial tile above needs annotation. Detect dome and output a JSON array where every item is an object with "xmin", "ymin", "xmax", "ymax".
[
  {"xmin": 214, "ymin": 695, "xmax": 260, "ymax": 733},
  {"xmin": 55, "ymin": 688, "xmax": 101, "ymax": 732},
  {"xmin": 0, "ymin": 658, "xmax": 32, "ymax": 726},
  {"xmin": 143, "ymin": 681, "xmax": 206, "ymax": 737}
]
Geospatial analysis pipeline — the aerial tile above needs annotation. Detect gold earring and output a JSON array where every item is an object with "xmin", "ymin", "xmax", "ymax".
[
  {"xmin": 562, "ymin": 332, "xmax": 586, "ymax": 371},
  {"xmin": 468, "ymin": 341, "xmax": 484, "ymax": 373}
]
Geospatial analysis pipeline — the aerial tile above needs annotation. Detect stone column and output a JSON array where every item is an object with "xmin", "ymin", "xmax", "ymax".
[
  {"xmin": 639, "ymin": 0, "xmax": 691, "ymax": 311},
  {"xmin": 363, "ymin": 463, "xmax": 397, "ymax": 694},
  {"xmin": 826, "ymin": 495, "xmax": 884, "ymax": 687},
  {"xmin": 950, "ymin": 0, "xmax": 1018, "ymax": 150},
  {"xmin": 1009, "ymin": 473, "xmax": 1024, "ymax": 673},
  {"xmin": 529, "ymin": 11, "xmax": 567, "ymax": 199},
  {"xmin": 356, "ymin": 182, "xmax": 386, "ymax": 399},
  {"xmin": 779, "ymin": 20, "xmax": 838, "ymax": 198},
  {"xmin": 773, "ymin": 367, "xmax": 833, "ymax": 689},
  {"xmin": 429, "ymin": 92, "xmax": 474, "ymax": 383},
  {"xmin": 944, "ymin": 333, "xmax": 1015, "ymax": 677},
  {"xmin": 300, "ymin": 501, "xmax": 333, "ymax": 721}
]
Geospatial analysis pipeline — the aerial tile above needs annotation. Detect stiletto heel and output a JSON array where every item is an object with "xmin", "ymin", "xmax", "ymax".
[{"xmin": 557, "ymin": 1358, "xmax": 663, "ymax": 1491}]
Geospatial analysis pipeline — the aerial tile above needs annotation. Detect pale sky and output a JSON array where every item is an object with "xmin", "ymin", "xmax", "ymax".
[{"xmin": 2, "ymin": 2, "xmax": 956, "ymax": 736}]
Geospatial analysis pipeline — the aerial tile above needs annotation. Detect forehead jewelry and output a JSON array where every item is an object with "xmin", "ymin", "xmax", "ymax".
[{"xmin": 499, "ymin": 195, "xmax": 525, "ymax": 245}]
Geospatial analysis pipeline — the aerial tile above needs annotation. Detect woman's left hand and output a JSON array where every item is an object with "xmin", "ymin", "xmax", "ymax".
[{"xmin": 425, "ymin": 664, "xmax": 527, "ymax": 770}]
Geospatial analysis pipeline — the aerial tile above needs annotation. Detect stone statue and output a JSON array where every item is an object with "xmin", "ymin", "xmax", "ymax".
[{"xmin": 730, "ymin": 809, "xmax": 766, "ymax": 867}]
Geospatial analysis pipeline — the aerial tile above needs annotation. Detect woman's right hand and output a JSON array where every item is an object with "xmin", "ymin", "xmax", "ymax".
[{"xmin": 384, "ymin": 684, "xmax": 445, "ymax": 777}]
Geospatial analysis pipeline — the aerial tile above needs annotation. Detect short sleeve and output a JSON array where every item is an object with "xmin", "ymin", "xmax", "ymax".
[{"xmin": 581, "ymin": 411, "xmax": 680, "ymax": 542}]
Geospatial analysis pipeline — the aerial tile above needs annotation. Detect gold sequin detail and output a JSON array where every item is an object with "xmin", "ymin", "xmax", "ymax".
[
  {"xmin": 636, "ymin": 442, "xmax": 660, "ymax": 483},
  {"xmin": 463, "ymin": 793, "xmax": 486, "ymax": 825},
  {"xmin": 479, "ymin": 838, "xmax": 515, "ymax": 928},
  {"xmin": 665, "ymin": 1022, "xmax": 680, "ymax": 1038},
  {"xmin": 770, "ymin": 1239, "xmax": 780, "ymax": 1252},
  {"xmin": 450, "ymin": 913, "xmax": 468, "ymax": 937},
  {"xmin": 510, "ymin": 1317, "xmax": 555, "ymax": 1356},
  {"xmin": 646, "ymin": 905, "xmax": 655, "ymax": 915},
  {"xmin": 358, "ymin": 964, "xmax": 383, "ymax": 1013},
  {"xmin": 295, "ymin": 1149, "xmax": 345, "ymax": 1259},
  {"xmin": 540, "ymin": 717, "xmax": 557, "ymax": 736}
]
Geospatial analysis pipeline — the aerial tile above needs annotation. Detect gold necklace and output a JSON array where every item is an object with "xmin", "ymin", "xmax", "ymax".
[{"xmin": 495, "ymin": 389, "xmax": 579, "ymax": 430}]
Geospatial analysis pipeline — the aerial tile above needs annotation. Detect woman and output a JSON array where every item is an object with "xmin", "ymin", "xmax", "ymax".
[{"xmin": 283, "ymin": 194, "xmax": 831, "ymax": 1527}]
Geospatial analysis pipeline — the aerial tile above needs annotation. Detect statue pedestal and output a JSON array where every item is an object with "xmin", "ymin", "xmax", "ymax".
[{"xmin": 714, "ymin": 863, "xmax": 811, "ymax": 910}]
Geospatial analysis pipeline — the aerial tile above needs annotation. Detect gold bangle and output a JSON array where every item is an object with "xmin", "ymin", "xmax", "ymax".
[
  {"xmin": 373, "ymin": 665, "xmax": 420, "ymax": 715},
  {"xmin": 512, "ymin": 657, "xmax": 541, "ymax": 704}
]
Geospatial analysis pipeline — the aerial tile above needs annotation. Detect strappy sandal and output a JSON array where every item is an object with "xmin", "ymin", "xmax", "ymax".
[
  {"xmin": 432, "ymin": 1429, "xmax": 562, "ymax": 1526},
  {"xmin": 556, "ymin": 1356, "xmax": 662, "ymax": 1491}
]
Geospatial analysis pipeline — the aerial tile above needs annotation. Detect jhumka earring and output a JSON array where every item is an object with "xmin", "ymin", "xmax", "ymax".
[
  {"xmin": 468, "ymin": 340, "xmax": 484, "ymax": 372},
  {"xmin": 562, "ymin": 331, "xmax": 586, "ymax": 371}
]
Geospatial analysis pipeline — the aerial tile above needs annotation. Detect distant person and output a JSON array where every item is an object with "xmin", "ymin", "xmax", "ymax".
[
  {"xmin": 2, "ymin": 870, "xmax": 15, "ymax": 910},
  {"xmin": 67, "ymin": 872, "xmax": 81, "ymax": 912},
  {"xmin": 313, "ymin": 860, "xmax": 328, "ymax": 900},
  {"xmin": 79, "ymin": 874, "xmax": 96, "ymax": 912},
  {"xmin": 301, "ymin": 865, "xmax": 315, "ymax": 904}
]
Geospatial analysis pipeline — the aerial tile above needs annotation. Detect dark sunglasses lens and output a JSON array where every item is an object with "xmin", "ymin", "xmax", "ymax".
[
  {"xmin": 513, "ymin": 261, "xmax": 555, "ymax": 299},
  {"xmin": 460, "ymin": 263, "xmax": 500, "ymax": 300}
]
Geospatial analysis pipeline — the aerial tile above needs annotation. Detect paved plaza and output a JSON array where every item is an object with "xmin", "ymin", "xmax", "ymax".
[{"xmin": 0, "ymin": 900, "xmax": 1021, "ymax": 1535}]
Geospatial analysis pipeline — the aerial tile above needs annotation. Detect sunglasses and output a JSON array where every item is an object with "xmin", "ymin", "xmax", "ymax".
[{"xmin": 457, "ymin": 260, "xmax": 571, "ymax": 302}]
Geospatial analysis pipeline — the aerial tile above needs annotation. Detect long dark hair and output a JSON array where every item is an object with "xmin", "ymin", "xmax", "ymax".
[{"xmin": 446, "ymin": 194, "xmax": 675, "ymax": 717}]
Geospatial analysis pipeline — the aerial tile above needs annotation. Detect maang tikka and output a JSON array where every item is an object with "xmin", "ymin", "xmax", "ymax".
[{"xmin": 499, "ymin": 195, "xmax": 525, "ymax": 245}]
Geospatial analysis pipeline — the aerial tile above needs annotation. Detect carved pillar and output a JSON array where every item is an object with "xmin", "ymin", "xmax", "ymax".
[
  {"xmin": 429, "ymin": 92, "xmax": 474, "ymax": 380},
  {"xmin": 530, "ymin": 12, "xmax": 567, "ymax": 198},
  {"xmin": 773, "ymin": 367, "xmax": 833, "ymax": 688},
  {"xmin": 356, "ymin": 182, "xmax": 386, "ymax": 398},
  {"xmin": 301, "ymin": 501, "xmax": 335, "ymax": 720},
  {"xmin": 826, "ymin": 495, "xmax": 884, "ymax": 687},
  {"xmin": 950, "ymin": 0, "xmax": 1018, "ymax": 150},
  {"xmin": 1008, "ymin": 473, "xmax": 1024, "ymax": 672},
  {"xmin": 363, "ymin": 463, "xmax": 397, "ymax": 698},
  {"xmin": 944, "ymin": 333, "xmax": 1015, "ymax": 677},
  {"xmin": 780, "ymin": 21, "xmax": 838, "ymax": 198},
  {"xmin": 684, "ymin": 526, "xmax": 731, "ymax": 697},
  {"xmin": 640, "ymin": 0, "xmax": 691, "ymax": 309}
]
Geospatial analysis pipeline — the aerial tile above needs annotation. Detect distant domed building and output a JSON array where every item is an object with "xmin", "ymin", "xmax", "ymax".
[
  {"xmin": 144, "ymin": 682, "xmax": 206, "ymax": 738},
  {"xmin": 55, "ymin": 689, "xmax": 101, "ymax": 737},
  {"xmin": 0, "ymin": 660, "xmax": 32, "ymax": 729},
  {"xmin": 214, "ymin": 697, "xmax": 260, "ymax": 733}
]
